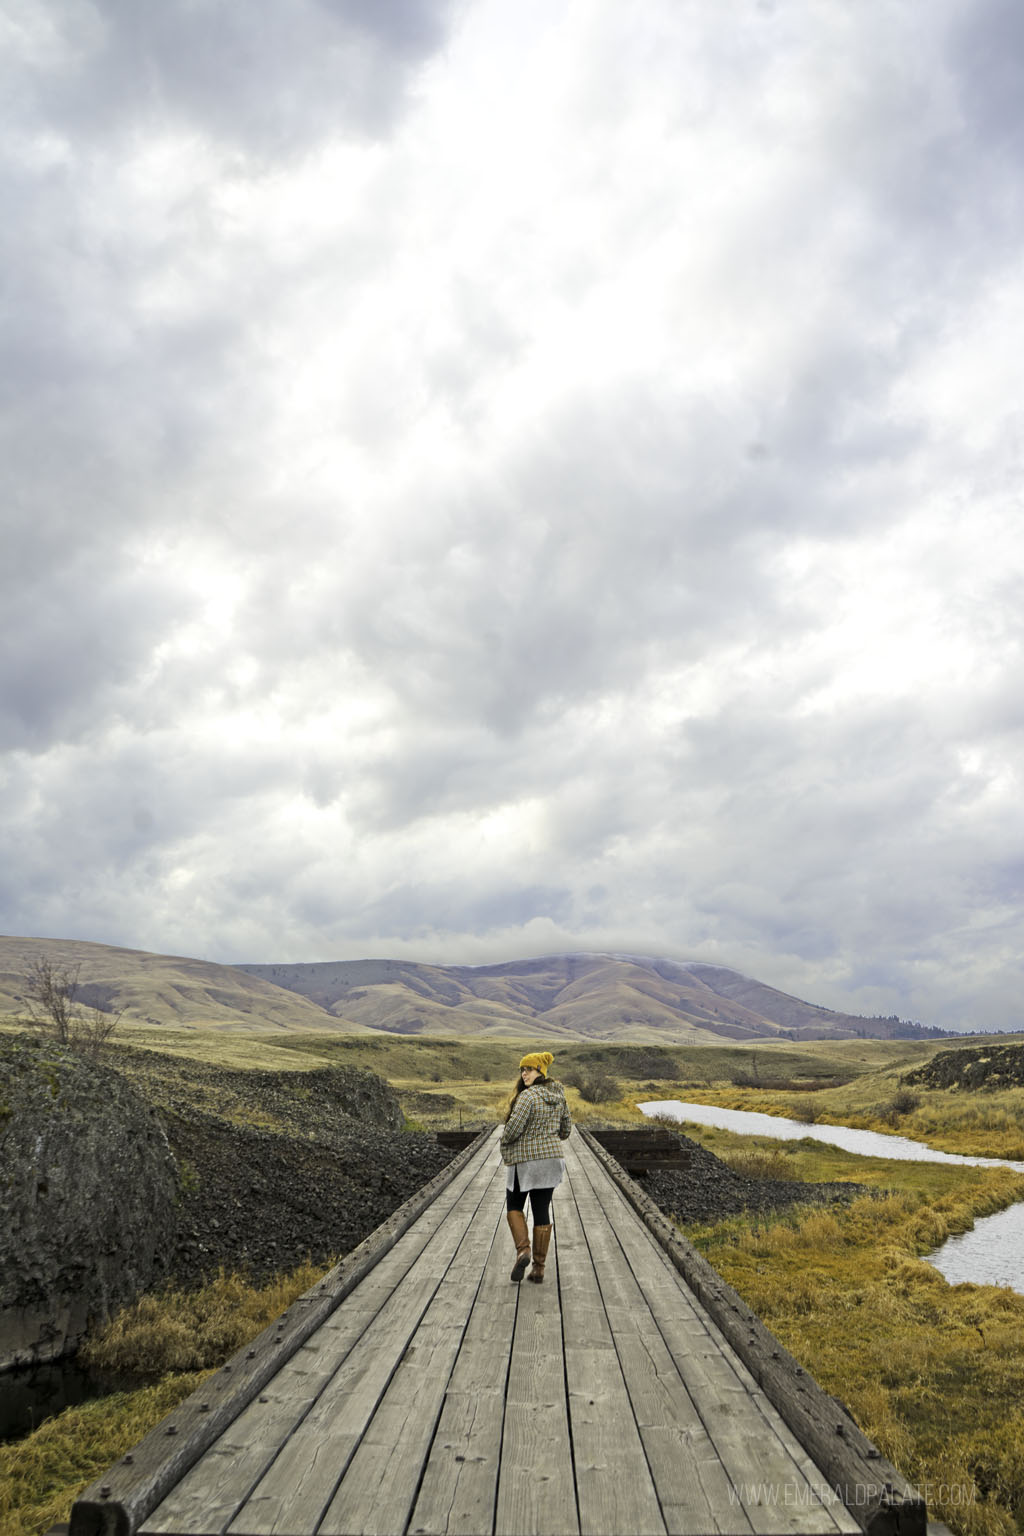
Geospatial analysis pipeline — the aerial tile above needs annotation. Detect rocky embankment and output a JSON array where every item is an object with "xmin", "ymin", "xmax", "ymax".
[
  {"xmin": 905, "ymin": 1041, "xmax": 1024, "ymax": 1091},
  {"xmin": 0, "ymin": 1035, "xmax": 463, "ymax": 1367},
  {"xmin": 636, "ymin": 1132, "xmax": 868, "ymax": 1225},
  {"xmin": 105, "ymin": 1045, "xmax": 462, "ymax": 1288},
  {"xmin": 0, "ymin": 1036, "xmax": 178, "ymax": 1368}
]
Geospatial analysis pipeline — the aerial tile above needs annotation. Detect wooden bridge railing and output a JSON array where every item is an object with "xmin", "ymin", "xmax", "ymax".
[
  {"xmin": 64, "ymin": 1129, "xmax": 494, "ymax": 1536},
  {"xmin": 437, "ymin": 1125, "xmax": 690, "ymax": 1175},
  {"xmin": 62, "ymin": 1123, "xmax": 926, "ymax": 1536}
]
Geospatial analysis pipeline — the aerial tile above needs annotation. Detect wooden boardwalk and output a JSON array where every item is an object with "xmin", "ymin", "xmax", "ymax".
[{"xmin": 69, "ymin": 1129, "xmax": 926, "ymax": 1536}]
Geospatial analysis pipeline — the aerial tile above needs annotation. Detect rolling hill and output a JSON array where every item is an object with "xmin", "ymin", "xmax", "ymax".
[
  {"xmin": 0, "ymin": 936, "xmax": 371, "ymax": 1033},
  {"xmin": 0, "ymin": 937, "xmax": 942, "ymax": 1044},
  {"xmin": 235, "ymin": 953, "xmax": 942, "ymax": 1044}
]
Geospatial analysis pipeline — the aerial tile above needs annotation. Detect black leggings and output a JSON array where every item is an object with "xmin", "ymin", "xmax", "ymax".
[{"xmin": 505, "ymin": 1168, "xmax": 553, "ymax": 1225}]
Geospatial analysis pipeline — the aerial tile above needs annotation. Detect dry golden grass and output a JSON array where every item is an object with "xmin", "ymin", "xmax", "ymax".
[
  {"xmin": 0, "ymin": 1373, "xmax": 209, "ymax": 1536},
  {"xmin": 1, "ymin": 1263, "xmax": 329, "ymax": 1536},
  {"xmin": 688, "ymin": 1164, "xmax": 1024, "ymax": 1536},
  {"xmin": 81, "ymin": 1261, "xmax": 329, "ymax": 1375},
  {"xmin": 720, "ymin": 1146, "xmax": 802, "ymax": 1181}
]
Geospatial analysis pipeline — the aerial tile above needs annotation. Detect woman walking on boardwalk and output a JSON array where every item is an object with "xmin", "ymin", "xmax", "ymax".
[{"xmin": 500, "ymin": 1051, "xmax": 572, "ymax": 1284}]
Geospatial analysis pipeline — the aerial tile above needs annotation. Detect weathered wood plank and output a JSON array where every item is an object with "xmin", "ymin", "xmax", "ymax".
[
  {"xmin": 408, "ymin": 1200, "xmax": 521, "ymax": 1536},
  {"xmin": 567, "ymin": 1140, "xmax": 857, "ymax": 1536},
  {"xmin": 555, "ymin": 1179, "xmax": 666, "ymax": 1536},
  {"xmin": 578, "ymin": 1132, "xmax": 903, "ymax": 1535},
  {"xmin": 565, "ymin": 1346, "xmax": 670, "ymax": 1536},
  {"xmin": 495, "ymin": 1227, "xmax": 579, "ymax": 1536},
  {"xmin": 317, "ymin": 1196, "xmax": 504, "ymax": 1536},
  {"xmin": 142, "ymin": 1145, "xmax": 502, "ymax": 1535},
  {"xmin": 577, "ymin": 1145, "xmax": 857, "ymax": 1536},
  {"xmin": 224, "ymin": 1153, "xmax": 502, "ymax": 1535},
  {"xmin": 562, "ymin": 1143, "xmax": 755, "ymax": 1536},
  {"xmin": 616, "ymin": 1339, "xmax": 758, "ymax": 1536},
  {"xmin": 76, "ymin": 1125, "xmax": 496, "ymax": 1536}
]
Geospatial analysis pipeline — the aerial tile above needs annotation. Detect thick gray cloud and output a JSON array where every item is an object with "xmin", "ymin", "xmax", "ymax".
[
  {"xmin": 2, "ymin": 0, "xmax": 1024, "ymax": 1030},
  {"xmin": 7, "ymin": 0, "xmax": 455, "ymax": 152}
]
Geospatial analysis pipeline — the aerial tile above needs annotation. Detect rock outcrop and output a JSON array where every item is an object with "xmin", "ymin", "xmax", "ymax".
[
  {"xmin": 0, "ymin": 1034, "xmax": 178, "ymax": 1368},
  {"xmin": 905, "ymin": 1042, "xmax": 1024, "ymax": 1091}
]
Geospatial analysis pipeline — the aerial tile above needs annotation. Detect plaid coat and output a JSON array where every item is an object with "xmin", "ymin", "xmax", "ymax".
[{"xmin": 500, "ymin": 1079, "xmax": 572, "ymax": 1165}]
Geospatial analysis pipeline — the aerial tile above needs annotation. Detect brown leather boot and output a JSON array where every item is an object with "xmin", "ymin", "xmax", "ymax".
[
  {"xmin": 507, "ymin": 1210, "xmax": 531, "ymax": 1282},
  {"xmin": 527, "ymin": 1223, "xmax": 552, "ymax": 1283}
]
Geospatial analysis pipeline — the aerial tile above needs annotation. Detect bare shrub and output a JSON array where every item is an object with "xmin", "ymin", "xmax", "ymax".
[
  {"xmin": 880, "ymin": 1088, "xmax": 922, "ymax": 1126},
  {"xmin": 25, "ymin": 958, "xmax": 123, "ymax": 1059},
  {"xmin": 562, "ymin": 1067, "xmax": 620, "ymax": 1103}
]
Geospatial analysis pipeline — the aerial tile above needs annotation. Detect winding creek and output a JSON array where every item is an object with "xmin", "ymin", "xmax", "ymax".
[{"xmin": 639, "ymin": 1099, "xmax": 1024, "ymax": 1294}]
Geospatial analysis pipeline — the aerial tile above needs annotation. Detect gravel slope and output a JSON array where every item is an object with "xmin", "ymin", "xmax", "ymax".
[
  {"xmin": 107, "ymin": 1048, "xmax": 460, "ymax": 1286},
  {"xmin": 637, "ymin": 1130, "xmax": 868, "ymax": 1225}
]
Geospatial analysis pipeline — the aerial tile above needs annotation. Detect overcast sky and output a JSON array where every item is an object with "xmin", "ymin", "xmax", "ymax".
[{"xmin": 2, "ymin": 0, "xmax": 1023, "ymax": 1031}]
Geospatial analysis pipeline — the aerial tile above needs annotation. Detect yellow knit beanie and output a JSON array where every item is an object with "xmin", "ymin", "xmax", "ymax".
[{"xmin": 520, "ymin": 1051, "xmax": 554, "ymax": 1074}]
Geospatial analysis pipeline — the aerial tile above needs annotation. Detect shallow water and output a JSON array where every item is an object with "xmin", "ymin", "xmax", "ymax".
[
  {"xmin": 0, "ymin": 1358, "xmax": 152, "ymax": 1443},
  {"xmin": 925, "ymin": 1202, "xmax": 1024, "ymax": 1289},
  {"xmin": 638, "ymin": 1099, "xmax": 1024, "ymax": 1171},
  {"xmin": 639, "ymin": 1099, "xmax": 1024, "ymax": 1294},
  {"xmin": 1, "ymin": 1358, "xmax": 103, "ymax": 1442}
]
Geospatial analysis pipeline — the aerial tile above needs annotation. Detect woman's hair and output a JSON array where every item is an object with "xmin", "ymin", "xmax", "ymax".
[{"xmin": 504, "ymin": 1070, "xmax": 547, "ymax": 1121}]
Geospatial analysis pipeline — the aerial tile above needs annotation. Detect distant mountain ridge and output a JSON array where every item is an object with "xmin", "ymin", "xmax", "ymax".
[
  {"xmin": 0, "ymin": 936, "xmax": 943, "ymax": 1043},
  {"xmin": 235, "ymin": 952, "xmax": 943, "ymax": 1044}
]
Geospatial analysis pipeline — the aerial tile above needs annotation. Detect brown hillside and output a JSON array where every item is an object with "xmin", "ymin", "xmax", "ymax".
[
  {"xmin": 0, "ymin": 939, "xmax": 938, "ymax": 1043},
  {"xmin": 237, "ymin": 953, "xmax": 937, "ymax": 1043},
  {"xmin": 0, "ymin": 936, "xmax": 369, "ymax": 1033}
]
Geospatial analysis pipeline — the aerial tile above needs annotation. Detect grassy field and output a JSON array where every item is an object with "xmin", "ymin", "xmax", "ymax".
[
  {"xmin": 679, "ymin": 1126, "xmax": 1024, "ymax": 1536},
  {"xmin": 251, "ymin": 1029, "xmax": 1024, "ymax": 1156},
  {"xmin": 4, "ymin": 1024, "xmax": 1024, "ymax": 1535}
]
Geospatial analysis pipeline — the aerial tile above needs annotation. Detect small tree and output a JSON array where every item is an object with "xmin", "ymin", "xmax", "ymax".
[{"xmin": 26, "ymin": 959, "xmax": 122, "ymax": 1059}]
